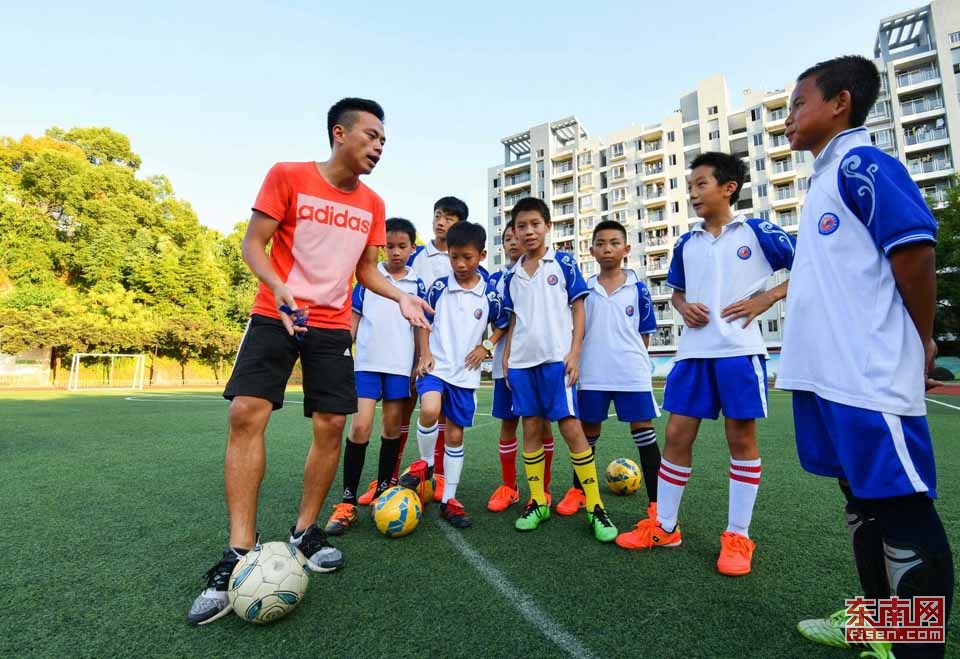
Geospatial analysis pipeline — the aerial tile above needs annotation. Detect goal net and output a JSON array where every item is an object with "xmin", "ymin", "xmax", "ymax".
[{"xmin": 67, "ymin": 353, "xmax": 147, "ymax": 391}]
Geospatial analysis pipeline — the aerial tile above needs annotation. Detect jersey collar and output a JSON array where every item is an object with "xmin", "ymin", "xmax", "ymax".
[
  {"xmin": 446, "ymin": 274, "xmax": 486, "ymax": 296},
  {"xmin": 587, "ymin": 268, "xmax": 639, "ymax": 297},
  {"xmin": 426, "ymin": 240, "xmax": 444, "ymax": 256},
  {"xmin": 812, "ymin": 127, "xmax": 871, "ymax": 178},
  {"xmin": 378, "ymin": 261, "xmax": 417, "ymax": 283},
  {"xmin": 690, "ymin": 213, "xmax": 746, "ymax": 235}
]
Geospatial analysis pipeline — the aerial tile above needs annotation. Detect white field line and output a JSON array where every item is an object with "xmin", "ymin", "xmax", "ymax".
[
  {"xmin": 925, "ymin": 397, "xmax": 960, "ymax": 412},
  {"xmin": 433, "ymin": 517, "xmax": 598, "ymax": 659}
]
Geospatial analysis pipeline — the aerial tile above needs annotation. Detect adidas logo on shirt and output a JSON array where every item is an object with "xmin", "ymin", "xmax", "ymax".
[{"xmin": 296, "ymin": 194, "xmax": 372, "ymax": 234}]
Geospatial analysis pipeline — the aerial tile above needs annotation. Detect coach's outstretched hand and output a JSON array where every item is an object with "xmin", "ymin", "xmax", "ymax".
[
  {"xmin": 400, "ymin": 294, "xmax": 433, "ymax": 329},
  {"xmin": 273, "ymin": 284, "xmax": 308, "ymax": 337}
]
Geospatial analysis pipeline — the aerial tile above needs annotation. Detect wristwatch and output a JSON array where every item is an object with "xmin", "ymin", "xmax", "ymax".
[{"xmin": 482, "ymin": 339, "xmax": 494, "ymax": 353}]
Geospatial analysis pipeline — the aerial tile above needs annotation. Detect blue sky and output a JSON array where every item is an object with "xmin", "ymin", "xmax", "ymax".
[{"xmin": 2, "ymin": 0, "xmax": 912, "ymax": 239}]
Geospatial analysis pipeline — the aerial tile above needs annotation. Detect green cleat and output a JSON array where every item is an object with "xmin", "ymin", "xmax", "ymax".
[
  {"xmin": 797, "ymin": 608, "xmax": 894, "ymax": 658},
  {"xmin": 587, "ymin": 504, "xmax": 618, "ymax": 543},
  {"xmin": 515, "ymin": 499, "xmax": 550, "ymax": 531}
]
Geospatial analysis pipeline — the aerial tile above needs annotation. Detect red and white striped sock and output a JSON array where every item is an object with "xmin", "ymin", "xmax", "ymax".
[
  {"xmin": 498, "ymin": 437, "xmax": 518, "ymax": 488},
  {"xmin": 656, "ymin": 458, "xmax": 691, "ymax": 533},
  {"xmin": 434, "ymin": 423, "xmax": 446, "ymax": 476},
  {"xmin": 728, "ymin": 458, "xmax": 762, "ymax": 537}
]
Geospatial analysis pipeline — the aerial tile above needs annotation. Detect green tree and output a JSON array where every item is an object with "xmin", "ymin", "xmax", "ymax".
[{"xmin": 933, "ymin": 180, "xmax": 960, "ymax": 344}]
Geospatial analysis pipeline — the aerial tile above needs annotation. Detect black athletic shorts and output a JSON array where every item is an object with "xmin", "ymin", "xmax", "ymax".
[{"xmin": 224, "ymin": 314, "xmax": 356, "ymax": 417}]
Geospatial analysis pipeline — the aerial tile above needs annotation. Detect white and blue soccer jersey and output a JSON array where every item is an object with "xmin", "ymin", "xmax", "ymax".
[
  {"xmin": 666, "ymin": 214, "xmax": 796, "ymax": 360},
  {"xmin": 777, "ymin": 127, "xmax": 938, "ymax": 417},
  {"xmin": 488, "ymin": 263, "xmax": 516, "ymax": 380},
  {"xmin": 408, "ymin": 240, "xmax": 452, "ymax": 290},
  {"xmin": 425, "ymin": 275, "xmax": 510, "ymax": 389},
  {"xmin": 503, "ymin": 249, "xmax": 588, "ymax": 368},
  {"xmin": 352, "ymin": 263, "xmax": 427, "ymax": 377},
  {"xmin": 580, "ymin": 269, "xmax": 657, "ymax": 392}
]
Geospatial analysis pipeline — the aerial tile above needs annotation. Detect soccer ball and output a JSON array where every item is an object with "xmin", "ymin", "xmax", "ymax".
[
  {"xmin": 373, "ymin": 486, "xmax": 422, "ymax": 538},
  {"xmin": 606, "ymin": 458, "xmax": 642, "ymax": 495},
  {"xmin": 400, "ymin": 466, "xmax": 435, "ymax": 505},
  {"xmin": 228, "ymin": 542, "xmax": 309, "ymax": 624}
]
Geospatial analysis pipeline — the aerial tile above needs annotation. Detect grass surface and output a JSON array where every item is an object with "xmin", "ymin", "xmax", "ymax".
[{"xmin": 2, "ymin": 387, "xmax": 959, "ymax": 658}]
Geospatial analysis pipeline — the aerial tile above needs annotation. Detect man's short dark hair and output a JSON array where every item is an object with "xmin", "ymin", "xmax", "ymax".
[
  {"xmin": 510, "ymin": 197, "xmax": 550, "ymax": 223},
  {"xmin": 689, "ymin": 152, "xmax": 748, "ymax": 204},
  {"xmin": 446, "ymin": 221, "xmax": 486, "ymax": 252},
  {"xmin": 327, "ymin": 98, "xmax": 384, "ymax": 147},
  {"xmin": 797, "ymin": 55, "xmax": 880, "ymax": 128},
  {"xmin": 434, "ymin": 196, "xmax": 469, "ymax": 222},
  {"xmin": 385, "ymin": 217, "xmax": 416, "ymax": 244},
  {"xmin": 502, "ymin": 219, "xmax": 515, "ymax": 241},
  {"xmin": 592, "ymin": 220, "xmax": 628, "ymax": 242}
]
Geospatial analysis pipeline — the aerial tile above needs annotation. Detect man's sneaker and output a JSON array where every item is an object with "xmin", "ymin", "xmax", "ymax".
[
  {"xmin": 587, "ymin": 505, "xmax": 618, "ymax": 543},
  {"xmin": 555, "ymin": 487, "xmax": 585, "ymax": 516},
  {"xmin": 797, "ymin": 608, "xmax": 895, "ymax": 657},
  {"xmin": 186, "ymin": 539, "xmax": 260, "ymax": 626},
  {"xmin": 289, "ymin": 524, "xmax": 344, "ymax": 572},
  {"xmin": 717, "ymin": 531, "xmax": 756, "ymax": 576},
  {"xmin": 487, "ymin": 485, "xmax": 520, "ymax": 512},
  {"xmin": 356, "ymin": 480, "xmax": 378, "ymax": 506},
  {"xmin": 433, "ymin": 474, "xmax": 445, "ymax": 503},
  {"xmin": 439, "ymin": 498, "xmax": 472, "ymax": 528},
  {"xmin": 398, "ymin": 459, "xmax": 429, "ymax": 490},
  {"xmin": 515, "ymin": 499, "xmax": 551, "ymax": 531},
  {"xmin": 647, "ymin": 501, "xmax": 657, "ymax": 519},
  {"xmin": 324, "ymin": 503, "xmax": 358, "ymax": 536},
  {"xmin": 614, "ymin": 517, "xmax": 682, "ymax": 550}
]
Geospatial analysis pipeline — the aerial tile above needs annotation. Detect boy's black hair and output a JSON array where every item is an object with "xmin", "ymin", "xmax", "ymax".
[
  {"xmin": 446, "ymin": 221, "xmax": 486, "ymax": 252},
  {"xmin": 689, "ymin": 152, "xmax": 748, "ymax": 204},
  {"xmin": 592, "ymin": 219, "xmax": 628, "ymax": 242},
  {"xmin": 433, "ymin": 196, "xmax": 469, "ymax": 222},
  {"xmin": 510, "ymin": 197, "xmax": 551, "ymax": 223},
  {"xmin": 502, "ymin": 218, "xmax": 516, "ymax": 241},
  {"xmin": 385, "ymin": 217, "xmax": 416, "ymax": 244},
  {"xmin": 797, "ymin": 55, "xmax": 880, "ymax": 128},
  {"xmin": 327, "ymin": 97, "xmax": 384, "ymax": 147}
]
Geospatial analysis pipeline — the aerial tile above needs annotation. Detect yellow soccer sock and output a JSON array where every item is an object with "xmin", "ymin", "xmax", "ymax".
[
  {"xmin": 570, "ymin": 449, "xmax": 603, "ymax": 512},
  {"xmin": 522, "ymin": 448, "xmax": 547, "ymax": 505}
]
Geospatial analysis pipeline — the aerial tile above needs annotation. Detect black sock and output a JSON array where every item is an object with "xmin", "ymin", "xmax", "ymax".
[
  {"xmin": 377, "ymin": 436, "xmax": 401, "ymax": 494},
  {"xmin": 342, "ymin": 440, "xmax": 368, "ymax": 504},
  {"xmin": 839, "ymin": 481, "xmax": 889, "ymax": 600},
  {"xmin": 573, "ymin": 435, "xmax": 599, "ymax": 491},
  {"xmin": 632, "ymin": 428, "xmax": 660, "ymax": 503}
]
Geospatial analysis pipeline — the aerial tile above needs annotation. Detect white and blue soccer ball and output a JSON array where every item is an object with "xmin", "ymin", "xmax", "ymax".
[{"xmin": 228, "ymin": 541, "xmax": 309, "ymax": 624}]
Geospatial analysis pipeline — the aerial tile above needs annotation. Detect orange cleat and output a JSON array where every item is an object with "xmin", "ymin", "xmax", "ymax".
[
  {"xmin": 324, "ymin": 502, "xmax": 358, "ymax": 536},
  {"xmin": 717, "ymin": 531, "xmax": 756, "ymax": 576},
  {"xmin": 555, "ymin": 487, "xmax": 585, "ymax": 516},
  {"xmin": 433, "ymin": 474, "xmax": 446, "ymax": 503},
  {"xmin": 614, "ymin": 517, "xmax": 682, "ymax": 550},
  {"xmin": 356, "ymin": 480, "xmax": 379, "ymax": 506},
  {"xmin": 487, "ymin": 485, "xmax": 520, "ymax": 512},
  {"xmin": 646, "ymin": 501, "xmax": 657, "ymax": 520}
]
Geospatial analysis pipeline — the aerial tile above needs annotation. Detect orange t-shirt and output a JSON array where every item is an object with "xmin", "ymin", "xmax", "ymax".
[{"xmin": 250, "ymin": 162, "xmax": 386, "ymax": 330}]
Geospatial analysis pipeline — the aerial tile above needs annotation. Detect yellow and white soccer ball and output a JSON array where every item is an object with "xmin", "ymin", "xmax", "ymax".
[
  {"xmin": 228, "ymin": 541, "xmax": 309, "ymax": 624},
  {"xmin": 400, "ymin": 466, "xmax": 435, "ymax": 505},
  {"xmin": 373, "ymin": 486, "xmax": 422, "ymax": 538},
  {"xmin": 605, "ymin": 458, "xmax": 642, "ymax": 495}
]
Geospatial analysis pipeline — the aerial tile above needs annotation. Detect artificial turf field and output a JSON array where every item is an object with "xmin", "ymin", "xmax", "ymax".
[{"xmin": 3, "ymin": 387, "xmax": 959, "ymax": 659}]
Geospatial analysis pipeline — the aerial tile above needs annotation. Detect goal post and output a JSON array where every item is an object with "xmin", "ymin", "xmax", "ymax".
[{"xmin": 67, "ymin": 353, "xmax": 147, "ymax": 391}]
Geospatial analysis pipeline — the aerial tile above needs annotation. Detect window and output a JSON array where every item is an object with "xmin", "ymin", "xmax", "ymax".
[
  {"xmin": 493, "ymin": 198, "xmax": 499, "ymax": 207},
  {"xmin": 755, "ymin": 158, "xmax": 765, "ymax": 171},
  {"xmin": 539, "ymin": 191, "xmax": 545, "ymax": 199},
  {"xmin": 610, "ymin": 142, "xmax": 625, "ymax": 158},
  {"xmin": 756, "ymin": 184, "xmax": 768, "ymax": 197},
  {"xmin": 668, "ymin": 154, "xmax": 677, "ymax": 166},
  {"xmin": 667, "ymin": 130, "xmax": 676, "ymax": 142},
  {"xmin": 611, "ymin": 165, "xmax": 625, "ymax": 180},
  {"xmin": 494, "ymin": 236, "xmax": 502, "ymax": 245},
  {"xmin": 759, "ymin": 210, "xmax": 769, "ymax": 220},
  {"xmin": 635, "ymin": 163, "xmax": 642, "ymax": 175},
  {"xmin": 950, "ymin": 31, "xmax": 960, "ymax": 45},
  {"xmin": 753, "ymin": 134, "xmax": 764, "ymax": 146},
  {"xmin": 707, "ymin": 105, "xmax": 718, "ymax": 116},
  {"xmin": 613, "ymin": 210, "xmax": 628, "ymax": 222},
  {"xmin": 672, "ymin": 201, "xmax": 680, "ymax": 213},
  {"xmin": 577, "ymin": 152, "xmax": 592, "ymax": 167},
  {"xmin": 579, "ymin": 195, "xmax": 593, "ymax": 210},
  {"xmin": 537, "ymin": 149, "xmax": 544, "ymax": 157},
  {"xmin": 669, "ymin": 177, "xmax": 678, "ymax": 189},
  {"xmin": 494, "ymin": 254, "xmax": 501, "ymax": 265},
  {"xmin": 750, "ymin": 108, "xmax": 761, "ymax": 121},
  {"xmin": 611, "ymin": 187, "xmax": 627, "ymax": 202},
  {"xmin": 636, "ymin": 186, "xmax": 642, "ymax": 196},
  {"xmin": 708, "ymin": 130, "xmax": 720, "ymax": 140},
  {"xmin": 494, "ymin": 214, "xmax": 502, "ymax": 226},
  {"xmin": 767, "ymin": 319, "xmax": 779, "ymax": 333},
  {"xmin": 673, "ymin": 225, "xmax": 680, "ymax": 237},
  {"xmin": 797, "ymin": 177, "xmax": 808, "ymax": 191},
  {"xmin": 795, "ymin": 151, "xmax": 806, "ymax": 164},
  {"xmin": 636, "ymin": 209, "xmax": 643, "ymax": 220},
  {"xmin": 493, "ymin": 177, "xmax": 500, "ymax": 188}
]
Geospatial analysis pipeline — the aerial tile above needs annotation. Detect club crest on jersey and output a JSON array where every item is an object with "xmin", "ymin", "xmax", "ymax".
[
  {"xmin": 473, "ymin": 308, "xmax": 483, "ymax": 319},
  {"xmin": 547, "ymin": 274, "xmax": 559, "ymax": 286},
  {"xmin": 737, "ymin": 245, "xmax": 752, "ymax": 260},
  {"xmin": 819, "ymin": 213, "xmax": 840, "ymax": 235},
  {"xmin": 625, "ymin": 305, "xmax": 635, "ymax": 317}
]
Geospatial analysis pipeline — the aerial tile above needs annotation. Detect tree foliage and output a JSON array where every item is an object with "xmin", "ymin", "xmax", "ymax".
[
  {"xmin": 0, "ymin": 128, "xmax": 257, "ymax": 382},
  {"xmin": 933, "ymin": 180, "xmax": 960, "ymax": 345}
]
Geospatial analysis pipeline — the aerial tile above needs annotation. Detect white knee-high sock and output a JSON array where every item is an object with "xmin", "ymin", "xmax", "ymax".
[
  {"xmin": 442, "ymin": 445, "xmax": 464, "ymax": 503},
  {"xmin": 657, "ymin": 458, "xmax": 692, "ymax": 533},
  {"xmin": 417, "ymin": 421, "xmax": 438, "ymax": 467},
  {"xmin": 727, "ymin": 458, "xmax": 762, "ymax": 537}
]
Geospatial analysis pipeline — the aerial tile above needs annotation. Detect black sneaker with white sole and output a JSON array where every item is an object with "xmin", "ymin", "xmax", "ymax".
[
  {"xmin": 289, "ymin": 524, "xmax": 345, "ymax": 572},
  {"xmin": 186, "ymin": 537, "xmax": 261, "ymax": 626}
]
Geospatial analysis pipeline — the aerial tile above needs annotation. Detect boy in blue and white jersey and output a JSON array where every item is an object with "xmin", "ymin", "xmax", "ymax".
[
  {"xmin": 502, "ymin": 197, "xmax": 618, "ymax": 543},
  {"xmin": 779, "ymin": 55, "xmax": 952, "ymax": 659},
  {"xmin": 325, "ymin": 218, "xmax": 427, "ymax": 536},
  {"xmin": 486, "ymin": 220, "xmax": 556, "ymax": 513},
  {"xmin": 558, "ymin": 220, "xmax": 662, "ymax": 531},
  {"xmin": 626, "ymin": 152, "xmax": 795, "ymax": 578},
  {"xmin": 405, "ymin": 221, "xmax": 509, "ymax": 529}
]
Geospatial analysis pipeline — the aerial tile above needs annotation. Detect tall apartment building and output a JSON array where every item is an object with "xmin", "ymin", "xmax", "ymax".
[{"xmin": 486, "ymin": 0, "xmax": 959, "ymax": 355}]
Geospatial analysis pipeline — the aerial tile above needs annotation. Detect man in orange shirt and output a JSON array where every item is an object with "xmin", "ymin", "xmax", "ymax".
[{"xmin": 187, "ymin": 98, "xmax": 431, "ymax": 625}]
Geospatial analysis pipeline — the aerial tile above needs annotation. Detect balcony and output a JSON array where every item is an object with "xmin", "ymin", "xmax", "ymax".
[
  {"xmin": 769, "ymin": 159, "xmax": 796, "ymax": 182},
  {"xmin": 767, "ymin": 134, "xmax": 791, "ymax": 156},
  {"xmin": 767, "ymin": 109, "xmax": 787, "ymax": 129},
  {"xmin": 900, "ymin": 94, "xmax": 944, "ymax": 118},
  {"xmin": 866, "ymin": 103, "xmax": 891, "ymax": 125},
  {"xmin": 503, "ymin": 171, "xmax": 532, "ymax": 191},
  {"xmin": 552, "ymin": 203, "xmax": 575, "ymax": 218},
  {"xmin": 904, "ymin": 126, "xmax": 949, "ymax": 153},
  {"xmin": 552, "ymin": 182, "xmax": 575, "ymax": 199},
  {"xmin": 647, "ymin": 260, "xmax": 669, "ymax": 276},
  {"xmin": 649, "ymin": 332, "xmax": 675, "ymax": 348},
  {"xmin": 608, "ymin": 144, "xmax": 626, "ymax": 161},
  {"xmin": 577, "ymin": 154, "xmax": 593, "ymax": 170},
  {"xmin": 645, "ymin": 211, "xmax": 667, "ymax": 226},
  {"xmin": 656, "ymin": 309, "xmax": 674, "ymax": 323},
  {"xmin": 642, "ymin": 140, "xmax": 664, "ymax": 160},
  {"xmin": 896, "ymin": 65, "xmax": 940, "ymax": 92},
  {"xmin": 645, "ymin": 236, "xmax": 670, "ymax": 253},
  {"xmin": 771, "ymin": 187, "xmax": 798, "ymax": 210},
  {"xmin": 907, "ymin": 156, "xmax": 954, "ymax": 180},
  {"xmin": 777, "ymin": 213, "xmax": 799, "ymax": 229},
  {"xmin": 503, "ymin": 158, "xmax": 531, "ymax": 174},
  {"xmin": 504, "ymin": 193, "xmax": 526, "ymax": 209},
  {"xmin": 643, "ymin": 186, "xmax": 666, "ymax": 205},
  {"xmin": 649, "ymin": 285, "xmax": 672, "ymax": 299}
]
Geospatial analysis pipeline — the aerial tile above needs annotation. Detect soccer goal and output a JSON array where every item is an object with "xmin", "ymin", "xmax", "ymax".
[{"xmin": 67, "ymin": 353, "xmax": 147, "ymax": 391}]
